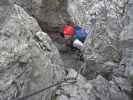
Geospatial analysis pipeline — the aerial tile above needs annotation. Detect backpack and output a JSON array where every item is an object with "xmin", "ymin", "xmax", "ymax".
[{"xmin": 75, "ymin": 26, "xmax": 89, "ymax": 42}]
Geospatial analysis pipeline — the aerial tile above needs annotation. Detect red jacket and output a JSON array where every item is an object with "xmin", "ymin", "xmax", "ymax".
[{"xmin": 63, "ymin": 25, "xmax": 75, "ymax": 37}]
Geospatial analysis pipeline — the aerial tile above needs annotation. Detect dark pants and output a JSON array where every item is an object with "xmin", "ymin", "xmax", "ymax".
[{"xmin": 65, "ymin": 38, "xmax": 73, "ymax": 47}]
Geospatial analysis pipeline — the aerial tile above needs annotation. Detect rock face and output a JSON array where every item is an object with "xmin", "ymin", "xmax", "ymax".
[
  {"xmin": 56, "ymin": 69, "xmax": 132, "ymax": 100},
  {"xmin": 79, "ymin": 0, "xmax": 133, "ymax": 84},
  {"xmin": 120, "ymin": 0, "xmax": 133, "ymax": 83},
  {"xmin": 10, "ymin": 0, "xmax": 72, "ymax": 32},
  {"xmin": 1, "ymin": 0, "xmax": 133, "ymax": 100},
  {"xmin": 0, "ymin": 1, "xmax": 64, "ymax": 100},
  {"xmin": 67, "ymin": 0, "xmax": 128, "ymax": 29},
  {"xmin": 34, "ymin": 0, "xmax": 71, "ymax": 32},
  {"xmin": 10, "ymin": 0, "xmax": 32, "ymax": 15}
]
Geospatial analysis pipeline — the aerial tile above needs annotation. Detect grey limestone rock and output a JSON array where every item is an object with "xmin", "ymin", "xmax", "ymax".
[
  {"xmin": 120, "ymin": 0, "xmax": 133, "ymax": 83},
  {"xmin": 56, "ymin": 73, "xmax": 131, "ymax": 100},
  {"xmin": 10, "ymin": 0, "xmax": 72, "ymax": 32},
  {"xmin": 0, "ymin": 1, "xmax": 64, "ymax": 100}
]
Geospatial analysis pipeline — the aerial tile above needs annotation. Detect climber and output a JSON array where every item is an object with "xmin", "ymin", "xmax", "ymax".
[{"xmin": 63, "ymin": 24, "xmax": 89, "ymax": 50}]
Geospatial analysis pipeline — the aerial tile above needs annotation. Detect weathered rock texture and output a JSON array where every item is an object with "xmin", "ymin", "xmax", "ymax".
[
  {"xmin": 1, "ymin": 0, "xmax": 133, "ymax": 100},
  {"xmin": 68, "ymin": 0, "xmax": 128, "ymax": 29},
  {"xmin": 10, "ymin": 0, "xmax": 72, "ymax": 32},
  {"xmin": 10, "ymin": 0, "xmax": 32, "ymax": 15},
  {"xmin": 120, "ymin": 0, "xmax": 133, "ymax": 83},
  {"xmin": 79, "ymin": 0, "xmax": 133, "ymax": 85},
  {"xmin": 0, "ymin": 1, "xmax": 64, "ymax": 100},
  {"xmin": 56, "ymin": 69, "xmax": 132, "ymax": 100}
]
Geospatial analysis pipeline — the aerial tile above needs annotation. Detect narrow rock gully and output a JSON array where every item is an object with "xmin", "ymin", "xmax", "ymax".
[{"xmin": 48, "ymin": 32, "xmax": 84, "ymax": 70}]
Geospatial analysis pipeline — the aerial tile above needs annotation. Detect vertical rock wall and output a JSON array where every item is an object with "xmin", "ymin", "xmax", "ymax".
[
  {"xmin": 0, "ymin": 0, "xmax": 64, "ymax": 100},
  {"xmin": 10, "ymin": 0, "xmax": 72, "ymax": 32}
]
